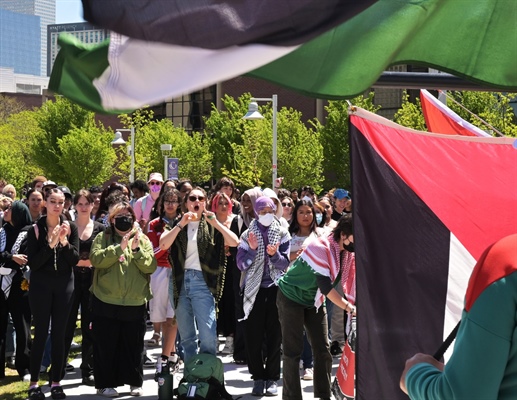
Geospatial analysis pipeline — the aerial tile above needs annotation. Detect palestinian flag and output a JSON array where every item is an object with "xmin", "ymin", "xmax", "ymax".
[
  {"xmin": 420, "ymin": 89, "xmax": 491, "ymax": 137},
  {"xmin": 348, "ymin": 107, "xmax": 517, "ymax": 399},
  {"xmin": 49, "ymin": 0, "xmax": 517, "ymax": 114}
]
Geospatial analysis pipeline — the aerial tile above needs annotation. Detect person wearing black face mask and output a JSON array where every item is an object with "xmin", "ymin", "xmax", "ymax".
[
  {"xmin": 276, "ymin": 215, "xmax": 356, "ymax": 400},
  {"xmin": 89, "ymin": 201, "xmax": 157, "ymax": 398}
]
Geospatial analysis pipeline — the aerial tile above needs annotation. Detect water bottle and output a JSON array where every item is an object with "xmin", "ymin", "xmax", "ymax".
[{"xmin": 156, "ymin": 355, "xmax": 173, "ymax": 400}]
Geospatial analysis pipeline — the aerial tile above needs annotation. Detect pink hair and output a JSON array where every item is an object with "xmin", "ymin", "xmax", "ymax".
[{"xmin": 211, "ymin": 192, "xmax": 233, "ymax": 216}]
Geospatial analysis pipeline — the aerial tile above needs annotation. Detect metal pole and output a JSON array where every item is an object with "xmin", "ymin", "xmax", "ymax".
[
  {"xmin": 130, "ymin": 126, "xmax": 135, "ymax": 182},
  {"xmin": 272, "ymin": 94, "xmax": 278, "ymax": 189},
  {"xmin": 164, "ymin": 155, "xmax": 168, "ymax": 180}
]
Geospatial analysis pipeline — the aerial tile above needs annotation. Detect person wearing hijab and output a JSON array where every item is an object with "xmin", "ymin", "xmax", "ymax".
[
  {"xmin": 0, "ymin": 201, "xmax": 32, "ymax": 381},
  {"xmin": 236, "ymin": 196, "xmax": 291, "ymax": 396}
]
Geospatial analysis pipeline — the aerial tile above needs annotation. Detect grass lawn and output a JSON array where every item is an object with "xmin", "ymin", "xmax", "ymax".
[{"xmin": 0, "ymin": 328, "xmax": 82, "ymax": 400}]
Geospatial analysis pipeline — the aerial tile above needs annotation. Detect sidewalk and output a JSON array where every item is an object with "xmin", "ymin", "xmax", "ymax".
[{"xmin": 37, "ymin": 329, "xmax": 339, "ymax": 399}]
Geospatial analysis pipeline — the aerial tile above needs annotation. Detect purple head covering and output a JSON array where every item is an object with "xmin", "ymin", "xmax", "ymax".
[{"xmin": 254, "ymin": 196, "xmax": 276, "ymax": 217}]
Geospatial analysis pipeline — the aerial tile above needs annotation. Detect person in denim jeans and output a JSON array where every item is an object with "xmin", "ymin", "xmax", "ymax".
[{"xmin": 160, "ymin": 187, "xmax": 239, "ymax": 364}]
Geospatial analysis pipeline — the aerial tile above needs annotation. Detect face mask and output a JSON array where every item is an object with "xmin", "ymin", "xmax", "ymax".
[
  {"xmin": 150, "ymin": 185, "xmax": 161, "ymax": 193},
  {"xmin": 258, "ymin": 213, "xmax": 275, "ymax": 227},
  {"xmin": 114, "ymin": 215, "xmax": 133, "ymax": 232},
  {"xmin": 344, "ymin": 242, "xmax": 355, "ymax": 252},
  {"xmin": 315, "ymin": 214, "xmax": 323, "ymax": 225}
]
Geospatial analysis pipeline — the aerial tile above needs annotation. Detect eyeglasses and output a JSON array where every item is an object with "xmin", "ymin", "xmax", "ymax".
[
  {"xmin": 281, "ymin": 202, "xmax": 292, "ymax": 207},
  {"xmin": 188, "ymin": 195, "xmax": 206, "ymax": 202},
  {"xmin": 164, "ymin": 200, "xmax": 179, "ymax": 205},
  {"xmin": 149, "ymin": 181, "xmax": 162, "ymax": 186}
]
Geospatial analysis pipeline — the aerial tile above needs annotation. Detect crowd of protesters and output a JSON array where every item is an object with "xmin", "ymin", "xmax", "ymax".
[{"xmin": 0, "ymin": 175, "xmax": 356, "ymax": 400}]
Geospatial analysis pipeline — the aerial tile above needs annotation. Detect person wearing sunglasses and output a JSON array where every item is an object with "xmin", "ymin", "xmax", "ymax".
[
  {"xmin": 159, "ymin": 187, "xmax": 239, "ymax": 365},
  {"xmin": 133, "ymin": 172, "xmax": 164, "ymax": 232},
  {"xmin": 280, "ymin": 197, "xmax": 294, "ymax": 224}
]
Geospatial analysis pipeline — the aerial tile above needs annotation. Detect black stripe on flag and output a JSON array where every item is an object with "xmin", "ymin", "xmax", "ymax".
[{"xmin": 350, "ymin": 120, "xmax": 451, "ymax": 400}]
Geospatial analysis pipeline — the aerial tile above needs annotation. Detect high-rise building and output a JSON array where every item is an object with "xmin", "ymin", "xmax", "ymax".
[
  {"xmin": 0, "ymin": 0, "xmax": 56, "ymax": 76},
  {"xmin": 47, "ymin": 22, "xmax": 109, "ymax": 76},
  {"xmin": 0, "ymin": 8, "xmax": 41, "ymax": 76}
]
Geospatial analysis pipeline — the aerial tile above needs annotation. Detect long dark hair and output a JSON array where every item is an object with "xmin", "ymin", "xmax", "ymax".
[
  {"xmin": 155, "ymin": 188, "xmax": 182, "ymax": 232},
  {"xmin": 95, "ymin": 182, "xmax": 127, "ymax": 220},
  {"xmin": 289, "ymin": 199, "xmax": 317, "ymax": 235}
]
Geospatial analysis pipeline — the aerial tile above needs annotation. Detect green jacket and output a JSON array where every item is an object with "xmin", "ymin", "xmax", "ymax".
[{"xmin": 90, "ymin": 228, "xmax": 157, "ymax": 306}]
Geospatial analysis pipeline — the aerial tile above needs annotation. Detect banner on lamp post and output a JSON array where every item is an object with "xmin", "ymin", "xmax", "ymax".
[{"xmin": 167, "ymin": 158, "xmax": 179, "ymax": 180}]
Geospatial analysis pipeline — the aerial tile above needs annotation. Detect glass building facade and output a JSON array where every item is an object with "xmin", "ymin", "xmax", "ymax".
[{"xmin": 0, "ymin": 8, "xmax": 41, "ymax": 75}]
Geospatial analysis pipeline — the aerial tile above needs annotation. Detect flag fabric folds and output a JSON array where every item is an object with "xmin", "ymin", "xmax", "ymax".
[
  {"xmin": 81, "ymin": 0, "xmax": 378, "ymax": 48},
  {"xmin": 250, "ymin": 0, "xmax": 517, "ymax": 98},
  {"xmin": 50, "ymin": 0, "xmax": 517, "ymax": 114},
  {"xmin": 349, "ymin": 107, "xmax": 517, "ymax": 399},
  {"xmin": 420, "ymin": 89, "xmax": 491, "ymax": 137}
]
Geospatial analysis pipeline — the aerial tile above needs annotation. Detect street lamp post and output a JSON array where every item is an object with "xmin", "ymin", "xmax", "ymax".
[
  {"xmin": 242, "ymin": 95, "xmax": 278, "ymax": 189},
  {"xmin": 160, "ymin": 144, "xmax": 172, "ymax": 180},
  {"xmin": 111, "ymin": 127, "xmax": 135, "ymax": 182}
]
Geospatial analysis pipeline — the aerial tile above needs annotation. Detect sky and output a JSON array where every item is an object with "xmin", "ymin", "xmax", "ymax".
[{"xmin": 56, "ymin": 0, "xmax": 85, "ymax": 24}]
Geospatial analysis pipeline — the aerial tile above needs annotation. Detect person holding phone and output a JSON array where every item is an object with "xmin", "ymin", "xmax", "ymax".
[
  {"xmin": 90, "ymin": 201, "xmax": 157, "ymax": 398},
  {"xmin": 159, "ymin": 187, "xmax": 239, "ymax": 364}
]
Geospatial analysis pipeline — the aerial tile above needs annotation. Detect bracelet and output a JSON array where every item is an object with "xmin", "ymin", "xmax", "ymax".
[{"xmin": 176, "ymin": 224, "xmax": 184, "ymax": 230}]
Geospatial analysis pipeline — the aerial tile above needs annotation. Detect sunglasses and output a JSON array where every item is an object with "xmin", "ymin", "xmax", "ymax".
[
  {"xmin": 164, "ymin": 200, "xmax": 179, "ymax": 205},
  {"xmin": 281, "ymin": 202, "xmax": 292, "ymax": 207},
  {"xmin": 149, "ymin": 181, "xmax": 162, "ymax": 186},
  {"xmin": 188, "ymin": 195, "xmax": 206, "ymax": 202}
]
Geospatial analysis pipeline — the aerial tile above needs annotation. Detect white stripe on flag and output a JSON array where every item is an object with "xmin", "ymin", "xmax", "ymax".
[
  {"xmin": 94, "ymin": 33, "xmax": 298, "ymax": 112},
  {"xmin": 444, "ymin": 232, "xmax": 476, "ymax": 361},
  {"xmin": 421, "ymin": 89, "xmax": 491, "ymax": 137}
]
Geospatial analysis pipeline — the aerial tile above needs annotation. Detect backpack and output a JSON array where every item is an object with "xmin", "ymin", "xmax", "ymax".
[{"xmin": 174, "ymin": 354, "xmax": 233, "ymax": 400}]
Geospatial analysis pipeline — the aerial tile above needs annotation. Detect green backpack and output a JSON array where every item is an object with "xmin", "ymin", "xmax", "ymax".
[{"xmin": 175, "ymin": 354, "xmax": 233, "ymax": 400}]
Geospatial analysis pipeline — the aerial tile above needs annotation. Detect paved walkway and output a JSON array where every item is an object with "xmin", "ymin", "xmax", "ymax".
[{"xmin": 35, "ymin": 329, "xmax": 340, "ymax": 399}]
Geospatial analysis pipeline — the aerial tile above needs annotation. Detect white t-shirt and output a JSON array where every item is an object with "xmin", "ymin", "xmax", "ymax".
[{"xmin": 185, "ymin": 221, "xmax": 202, "ymax": 271}]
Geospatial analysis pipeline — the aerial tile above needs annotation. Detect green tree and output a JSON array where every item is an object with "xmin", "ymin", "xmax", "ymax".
[
  {"xmin": 206, "ymin": 94, "xmax": 323, "ymax": 190},
  {"xmin": 393, "ymin": 91, "xmax": 426, "ymax": 130},
  {"xmin": 57, "ymin": 125, "xmax": 117, "ymax": 190},
  {"xmin": 315, "ymin": 93, "xmax": 380, "ymax": 190},
  {"xmin": 447, "ymin": 91, "xmax": 517, "ymax": 137},
  {"xmin": 32, "ymin": 97, "xmax": 94, "ymax": 182},
  {"xmin": 0, "ymin": 110, "xmax": 43, "ymax": 191},
  {"xmin": 0, "ymin": 95, "xmax": 27, "ymax": 125}
]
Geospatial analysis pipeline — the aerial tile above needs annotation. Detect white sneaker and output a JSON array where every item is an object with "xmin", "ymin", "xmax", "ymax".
[
  {"xmin": 302, "ymin": 367, "xmax": 314, "ymax": 380},
  {"xmin": 22, "ymin": 373, "xmax": 31, "ymax": 382},
  {"xmin": 97, "ymin": 388, "xmax": 118, "ymax": 397},
  {"xmin": 130, "ymin": 386, "xmax": 143, "ymax": 396},
  {"xmin": 221, "ymin": 337, "xmax": 234, "ymax": 355}
]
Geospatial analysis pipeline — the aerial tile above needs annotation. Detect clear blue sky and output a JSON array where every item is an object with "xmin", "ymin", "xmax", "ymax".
[{"xmin": 56, "ymin": 0, "xmax": 85, "ymax": 23}]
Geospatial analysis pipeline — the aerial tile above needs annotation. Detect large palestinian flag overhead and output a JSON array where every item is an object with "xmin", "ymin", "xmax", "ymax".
[
  {"xmin": 349, "ymin": 107, "xmax": 517, "ymax": 399},
  {"xmin": 50, "ymin": 0, "xmax": 517, "ymax": 113}
]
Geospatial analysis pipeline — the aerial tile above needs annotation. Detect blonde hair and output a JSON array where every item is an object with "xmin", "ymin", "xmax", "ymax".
[{"xmin": 108, "ymin": 201, "xmax": 136, "ymax": 223}]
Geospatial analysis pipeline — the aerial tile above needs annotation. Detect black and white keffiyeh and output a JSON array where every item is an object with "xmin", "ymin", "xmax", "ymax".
[{"xmin": 0, "ymin": 229, "xmax": 27, "ymax": 299}]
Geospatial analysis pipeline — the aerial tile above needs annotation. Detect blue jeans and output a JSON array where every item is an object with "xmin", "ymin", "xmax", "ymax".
[{"xmin": 174, "ymin": 270, "xmax": 217, "ymax": 364}]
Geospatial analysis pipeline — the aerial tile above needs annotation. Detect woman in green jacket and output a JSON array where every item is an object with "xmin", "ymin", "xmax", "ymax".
[{"xmin": 90, "ymin": 201, "xmax": 157, "ymax": 398}]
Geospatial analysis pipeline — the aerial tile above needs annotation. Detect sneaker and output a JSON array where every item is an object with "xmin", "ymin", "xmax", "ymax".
[
  {"xmin": 302, "ymin": 368, "xmax": 314, "ymax": 381},
  {"xmin": 50, "ymin": 385, "xmax": 66, "ymax": 400},
  {"xmin": 70, "ymin": 341, "xmax": 81, "ymax": 350},
  {"xmin": 130, "ymin": 386, "xmax": 143, "ymax": 396},
  {"xmin": 6, "ymin": 356, "xmax": 15, "ymax": 369},
  {"xmin": 97, "ymin": 388, "xmax": 118, "ymax": 397},
  {"xmin": 65, "ymin": 363, "xmax": 75, "ymax": 372},
  {"xmin": 143, "ymin": 355, "xmax": 155, "ymax": 368},
  {"xmin": 22, "ymin": 373, "xmax": 31, "ymax": 382},
  {"xmin": 265, "ymin": 380, "xmax": 278, "ymax": 396},
  {"xmin": 330, "ymin": 341, "xmax": 343, "ymax": 357},
  {"xmin": 28, "ymin": 386, "xmax": 45, "ymax": 400},
  {"xmin": 251, "ymin": 379, "xmax": 265, "ymax": 396},
  {"xmin": 221, "ymin": 337, "xmax": 234, "ymax": 355}
]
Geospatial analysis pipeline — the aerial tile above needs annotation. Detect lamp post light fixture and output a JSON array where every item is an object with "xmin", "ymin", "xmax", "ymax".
[
  {"xmin": 242, "ymin": 94, "xmax": 278, "ymax": 189},
  {"xmin": 160, "ymin": 144, "xmax": 172, "ymax": 180},
  {"xmin": 111, "ymin": 127, "xmax": 136, "ymax": 182}
]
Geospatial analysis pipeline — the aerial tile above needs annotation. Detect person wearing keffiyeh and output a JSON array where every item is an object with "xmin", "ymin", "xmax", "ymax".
[
  {"xmin": 237, "ymin": 196, "xmax": 291, "ymax": 397},
  {"xmin": 276, "ymin": 214, "xmax": 356, "ymax": 400}
]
